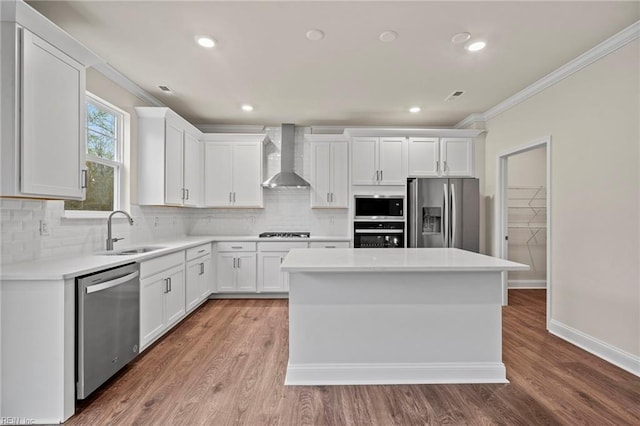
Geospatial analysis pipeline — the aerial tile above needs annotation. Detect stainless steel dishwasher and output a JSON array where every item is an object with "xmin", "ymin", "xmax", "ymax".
[{"xmin": 77, "ymin": 262, "xmax": 140, "ymax": 399}]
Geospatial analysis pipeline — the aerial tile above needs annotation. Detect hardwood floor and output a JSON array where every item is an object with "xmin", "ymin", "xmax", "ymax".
[{"xmin": 68, "ymin": 290, "xmax": 640, "ymax": 425}]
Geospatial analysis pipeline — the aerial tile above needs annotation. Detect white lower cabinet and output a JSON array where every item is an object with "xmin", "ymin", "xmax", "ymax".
[
  {"xmin": 139, "ymin": 251, "xmax": 186, "ymax": 351},
  {"xmin": 185, "ymin": 244, "xmax": 214, "ymax": 312},
  {"xmin": 217, "ymin": 242, "xmax": 257, "ymax": 292},
  {"xmin": 257, "ymin": 242, "xmax": 309, "ymax": 292}
]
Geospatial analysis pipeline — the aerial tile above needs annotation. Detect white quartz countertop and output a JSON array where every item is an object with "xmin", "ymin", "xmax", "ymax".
[
  {"xmin": 0, "ymin": 235, "xmax": 350, "ymax": 281},
  {"xmin": 281, "ymin": 248, "xmax": 529, "ymax": 272}
]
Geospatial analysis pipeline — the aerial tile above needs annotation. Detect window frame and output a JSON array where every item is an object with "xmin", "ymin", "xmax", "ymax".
[{"xmin": 64, "ymin": 92, "xmax": 130, "ymax": 219}]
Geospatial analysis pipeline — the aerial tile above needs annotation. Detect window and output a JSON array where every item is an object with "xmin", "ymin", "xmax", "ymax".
[{"xmin": 65, "ymin": 93, "xmax": 128, "ymax": 215}]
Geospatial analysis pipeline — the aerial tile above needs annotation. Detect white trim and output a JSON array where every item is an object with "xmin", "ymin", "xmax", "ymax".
[
  {"xmin": 92, "ymin": 62, "xmax": 165, "ymax": 107},
  {"xmin": 285, "ymin": 362, "xmax": 508, "ymax": 385},
  {"xmin": 508, "ymin": 280, "xmax": 547, "ymax": 289},
  {"xmin": 496, "ymin": 136, "xmax": 551, "ymax": 323},
  {"xmin": 344, "ymin": 127, "xmax": 483, "ymax": 138},
  {"xmin": 456, "ymin": 20, "xmax": 640, "ymax": 127},
  {"xmin": 549, "ymin": 319, "xmax": 640, "ymax": 378},
  {"xmin": 454, "ymin": 113, "xmax": 486, "ymax": 129},
  {"xmin": 197, "ymin": 124, "xmax": 265, "ymax": 133}
]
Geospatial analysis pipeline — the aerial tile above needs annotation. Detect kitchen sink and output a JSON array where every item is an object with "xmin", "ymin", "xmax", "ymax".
[{"xmin": 103, "ymin": 246, "xmax": 166, "ymax": 255}]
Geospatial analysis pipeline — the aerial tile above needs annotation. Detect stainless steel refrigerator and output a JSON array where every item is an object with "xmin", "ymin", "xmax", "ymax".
[{"xmin": 407, "ymin": 178, "xmax": 479, "ymax": 252}]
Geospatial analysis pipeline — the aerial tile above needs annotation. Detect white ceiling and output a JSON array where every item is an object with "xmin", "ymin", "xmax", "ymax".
[{"xmin": 28, "ymin": 1, "xmax": 639, "ymax": 127}]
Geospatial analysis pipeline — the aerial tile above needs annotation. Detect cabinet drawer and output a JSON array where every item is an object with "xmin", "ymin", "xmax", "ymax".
[
  {"xmin": 217, "ymin": 242, "xmax": 256, "ymax": 252},
  {"xmin": 186, "ymin": 243, "xmax": 212, "ymax": 261},
  {"xmin": 140, "ymin": 251, "xmax": 185, "ymax": 279},
  {"xmin": 309, "ymin": 241, "xmax": 350, "ymax": 249},
  {"xmin": 257, "ymin": 242, "xmax": 308, "ymax": 252}
]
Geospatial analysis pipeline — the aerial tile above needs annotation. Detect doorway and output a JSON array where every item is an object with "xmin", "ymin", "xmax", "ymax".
[{"xmin": 496, "ymin": 136, "xmax": 551, "ymax": 328}]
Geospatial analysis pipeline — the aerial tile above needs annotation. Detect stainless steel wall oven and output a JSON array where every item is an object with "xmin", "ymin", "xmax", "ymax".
[{"xmin": 353, "ymin": 221, "xmax": 405, "ymax": 248}]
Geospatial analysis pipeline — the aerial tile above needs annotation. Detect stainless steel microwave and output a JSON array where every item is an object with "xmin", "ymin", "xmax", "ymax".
[{"xmin": 354, "ymin": 195, "xmax": 404, "ymax": 220}]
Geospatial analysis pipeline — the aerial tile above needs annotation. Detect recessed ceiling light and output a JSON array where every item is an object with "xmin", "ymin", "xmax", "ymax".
[
  {"xmin": 241, "ymin": 105, "xmax": 254, "ymax": 112},
  {"xmin": 409, "ymin": 107, "xmax": 421, "ymax": 113},
  {"xmin": 451, "ymin": 32, "xmax": 471, "ymax": 44},
  {"xmin": 379, "ymin": 31, "xmax": 398, "ymax": 43},
  {"xmin": 306, "ymin": 29, "xmax": 324, "ymax": 41},
  {"xmin": 465, "ymin": 40, "xmax": 486, "ymax": 52},
  {"xmin": 195, "ymin": 35, "xmax": 216, "ymax": 48}
]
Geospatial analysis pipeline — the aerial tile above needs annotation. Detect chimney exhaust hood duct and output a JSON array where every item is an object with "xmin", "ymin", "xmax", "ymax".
[{"xmin": 262, "ymin": 123, "xmax": 310, "ymax": 188}]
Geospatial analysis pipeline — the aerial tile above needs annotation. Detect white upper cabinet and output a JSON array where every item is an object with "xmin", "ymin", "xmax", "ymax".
[
  {"xmin": 440, "ymin": 137, "xmax": 474, "ymax": 177},
  {"xmin": 307, "ymin": 135, "xmax": 348, "ymax": 208},
  {"xmin": 1, "ymin": 3, "xmax": 101, "ymax": 199},
  {"xmin": 136, "ymin": 107, "xmax": 203, "ymax": 206},
  {"xmin": 202, "ymin": 134, "xmax": 266, "ymax": 208},
  {"xmin": 408, "ymin": 137, "xmax": 474, "ymax": 177},
  {"xmin": 351, "ymin": 137, "xmax": 405, "ymax": 185}
]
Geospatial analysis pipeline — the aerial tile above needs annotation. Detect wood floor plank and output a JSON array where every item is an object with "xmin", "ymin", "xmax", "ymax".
[{"xmin": 67, "ymin": 290, "xmax": 640, "ymax": 425}]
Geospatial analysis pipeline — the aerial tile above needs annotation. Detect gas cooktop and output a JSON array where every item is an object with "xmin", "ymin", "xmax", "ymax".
[{"xmin": 259, "ymin": 232, "xmax": 311, "ymax": 238}]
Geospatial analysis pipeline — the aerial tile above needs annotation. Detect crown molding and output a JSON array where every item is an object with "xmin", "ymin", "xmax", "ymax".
[
  {"xmin": 197, "ymin": 124, "xmax": 266, "ymax": 133},
  {"xmin": 92, "ymin": 62, "xmax": 165, "ymax": 107},
  {"xmin": 456, "ymin": 20, "xmax": 640, "ymax": 128},
  {"xmin": 484, "ymin": 20, "xmax": 640, "ymax": 122},
  {"xmin": 454, "ymin": 113, "xmax": 486, "ymax": 129}
]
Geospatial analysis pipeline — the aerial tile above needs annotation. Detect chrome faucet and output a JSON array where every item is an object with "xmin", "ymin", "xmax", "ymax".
[{"xmin": 106, "ymin": 210, "xmax": 134, "ymax": 250}]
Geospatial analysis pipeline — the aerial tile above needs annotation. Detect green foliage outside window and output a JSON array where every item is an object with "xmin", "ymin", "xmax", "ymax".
[{"xmin": 65, "ymin": 100, "xmax": 121, "ymax": 212}]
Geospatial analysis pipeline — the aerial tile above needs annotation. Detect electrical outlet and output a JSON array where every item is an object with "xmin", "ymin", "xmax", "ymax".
[{"xmin": 39, "ymin": 220, "xmax": 50, "ymax": 236}]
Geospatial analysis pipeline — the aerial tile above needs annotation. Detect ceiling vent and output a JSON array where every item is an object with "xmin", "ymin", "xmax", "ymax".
[
  {"xmin": 158, "ymin": 85, "xmax": 172, "ymax": 93},
  {"xmin": 445, "ymin": 91, "xmax": 464, "ymax": 101}
]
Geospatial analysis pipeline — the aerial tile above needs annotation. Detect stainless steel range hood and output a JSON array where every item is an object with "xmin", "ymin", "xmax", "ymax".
[{"xmin": 262, "ymin": 123, "xmax": 310, "ymax": 188}]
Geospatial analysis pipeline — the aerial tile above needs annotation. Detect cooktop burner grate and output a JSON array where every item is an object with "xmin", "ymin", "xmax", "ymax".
[{"xmin": 259, "ymin": 232, "xmax": 311, "ymax": 238}]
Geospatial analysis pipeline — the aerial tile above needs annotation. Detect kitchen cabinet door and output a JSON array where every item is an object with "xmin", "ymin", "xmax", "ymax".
[
  {"xmin": 330, "ymin": 142, "xmax": 349, "ymax": 207},
  {"xmin": 232, "ymin": 143, "xmax": 262, "ymax": 207},
  {"xmin": 183, "ymin": 132, "xmax": 202, "ymax": 206},
  {"xmin": 186, "ymin": 259, "xmax": 203, "ymax": 312},
  {"xmin": 408, "ymin": 137, "xmax": 439, "ymax": 177},
  {"xmin": 258, "ymin": 252, "xmax": 287, "ymax": 292},
  {"xmin": 21, "ymin": 29, "xmax": 86, "ymax": 199},
  {"xmin": 441, "ymin": 138, "xmax": 473, "ymax": 177},
  {"xmin": 236, "ymin": 253, "xmax": 257, "ymax": 292},
  {"xmin": 351, "ymin": 137, "xmax": 378, "ymax": 185},
  {"xmin": 310, "ymin": 143, "xmax": 332, "ymax": 207},
  {"xmin": 204, "ymin": 143, "xmax": 233, "ymax": 206},
  {"xmin": 199, "ymin": 254, "xmax": 214, "ymax": 299},
  {"xmin": 164, "ymin": 266, "xmax": 186, "ymax": 328},
  {"xmin": 379, "ymin": 137, "xmax": 405, "ymax": 184},
  {"xmin": 164, "ymin": 121, "xmax": 184, "ymax": 205},
  {"xmin": 217, "ymin": 253, "xmax": 237, "ymax": 292},
  {"xmin": 140, "ymin": 274, "xmax": 167, "ymax": 349}
]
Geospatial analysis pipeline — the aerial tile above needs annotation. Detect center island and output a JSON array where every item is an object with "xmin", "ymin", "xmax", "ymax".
[{"xmin": 280, "ymin": 248, "xmax": 528, "ymax": 385}]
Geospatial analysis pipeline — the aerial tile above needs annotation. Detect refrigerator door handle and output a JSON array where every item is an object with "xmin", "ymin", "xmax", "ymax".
[
  {"xmin": 451, "ymin": 182, "xmax": 457, "ymax": 247},
  {"xmin": 409, "ymin": 179, "xmax": 418, "ymax": 247},
  {"xmin": 443, "ymin": 183, "xmax": 449, "ymax": 247}
]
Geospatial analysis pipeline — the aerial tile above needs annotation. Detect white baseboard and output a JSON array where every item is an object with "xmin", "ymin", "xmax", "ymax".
[
  {"xmin": 549, "ymin": 319, "xmax": 640, "ymax": 377},
  {"xmin": 208, "ymin": 293, "xmax": 288, "ymax": 299},
  {"xmin": 285, "ymin": 362, "xmax": 508, "ymax": 385},
  {"xmin": 508, "ymin": 280, "xmax": 547, "ymax": 289}
]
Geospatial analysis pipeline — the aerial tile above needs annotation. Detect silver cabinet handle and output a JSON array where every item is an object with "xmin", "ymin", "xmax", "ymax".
[
  {"xmin": 380, "ymin": 170, "xmax": 383, "ymax": 181},
  {"xmin": 197, "ymin": 249, "xmax": 206, "ymax": 253},
  {"xmin": 81, "ymin": 169, "xmax": 88, "ymax": 189},
  {"xmin": 237, "ymin": 257, "xmax": 241, "ymax": 268},
  {"xmin": 436, "ymin": 161, "xmax": 439, "ymax": 173},
  {"xmin": 168, "ymin": 277, "xmax": 172, "ymax": 292},
  {"xmin": 443, "ymin": 161, "xmax": 448, "ymax": 172},
  {"xmin": 280, "ymin": 257, "xmax": 283, "ymax": 264},
  {"xmin": 233, "ymin": 192, "xmax": 236, "ymax": 202},
  {"xmin": 325, "ymin": 245, "xmax": 336, "ymax": 248},
  {"xmin": 200, "ymin": 262, "xmax": 205, "ymax": 275},
  {"xmin": 327, "ymin": 193, "xmax": 330, "ymax": 202},
  {"xmin": 186, "ymin": 188, "xmax": 190, "ymax": 200},
  {"xmin": 330, "ymin": 192, "xmax": 334, "ymax": 202},
  {"xmin": 164, "ymin": 278, "xmax": 169, "ymax": 294},
  {"xmin": 181, "ymin": 188, "xmax": 185, "ymax": 200},
  {"xmin": 376, "ymin": 170, "xmax": 380, "ymax": 181},
  {"xmin": 229, "ymin": 192, "xmax": 233, "ymax": 203},
  {"xmin": 233, "ymin": 258, "xmax": 236, "ymax": 268},
  {"xmin": 231, "ymin": 246, "xmax": 243, "ymax": 249}
]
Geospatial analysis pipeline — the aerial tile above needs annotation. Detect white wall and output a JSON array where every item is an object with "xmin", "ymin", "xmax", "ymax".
[{"xmin": 484, "ymin": 40, "xmax": 639, "ymax": 359}]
